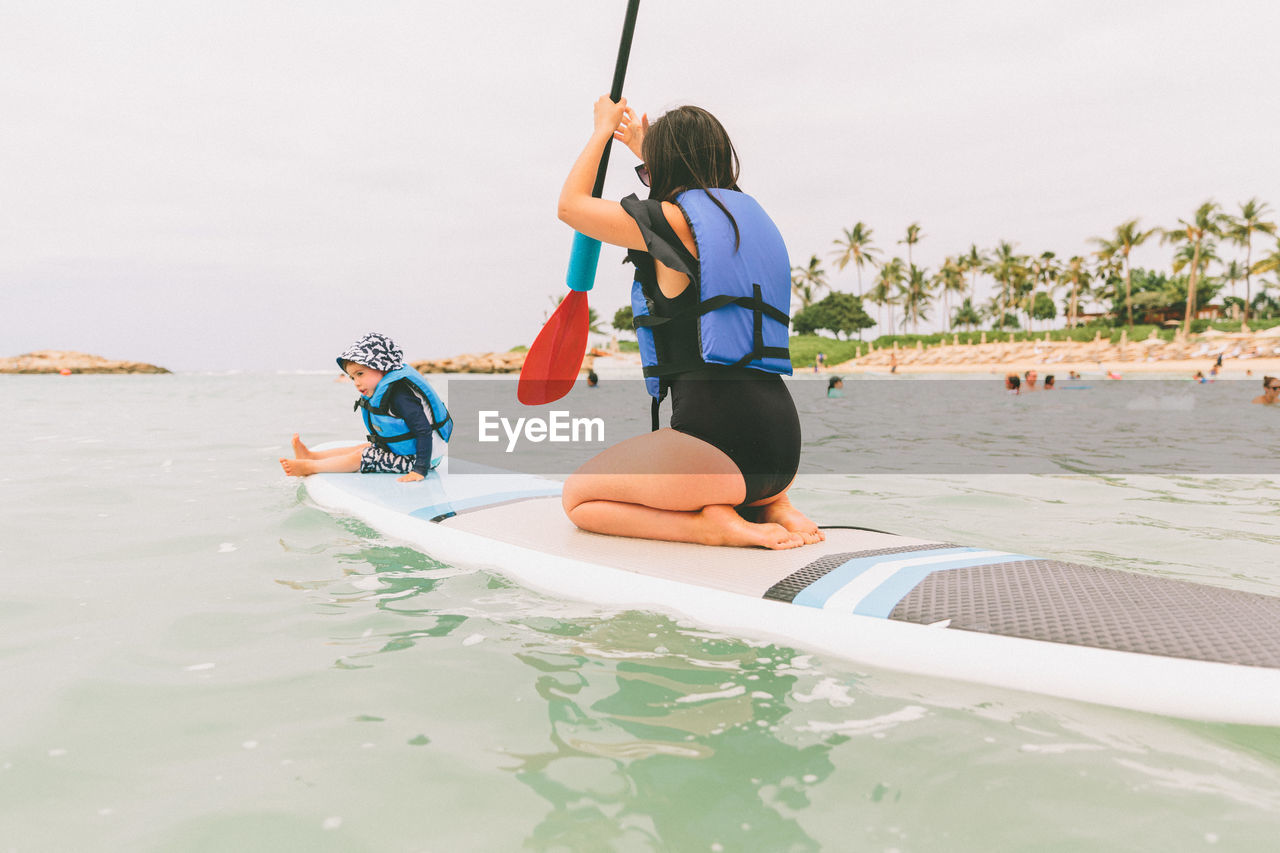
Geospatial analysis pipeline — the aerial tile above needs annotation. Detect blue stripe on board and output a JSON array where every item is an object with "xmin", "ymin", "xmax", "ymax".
[
  {"xmin": 407, "ymin": 488, "xmax": 562, "ymax": 521},
  {"xmin": 852, "ymin": 553, "xmax": 1035, "ymax": 618},
  {"xmin": 792, "ymin": 547, "xmax": 982, "ymax": 608}
]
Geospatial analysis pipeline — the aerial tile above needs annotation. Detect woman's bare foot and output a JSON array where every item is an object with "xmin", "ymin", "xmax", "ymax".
[
  {"xmin": 280, "ymin": 457, "xmax": 318, "ymax": 477},
  {"xmin": 291, "ymin": 434, "xmax": 316, "ymax": 459},
  {"xmin": 699, "ymin": 504, "xmax": 804, "ymax": 550},
  {"xmin": 756, "ymin": 495, "xmax": 824, "ymax": 544}
]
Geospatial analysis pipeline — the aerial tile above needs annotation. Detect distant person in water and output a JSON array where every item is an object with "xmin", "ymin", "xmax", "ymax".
[
  {"xmin": 586, "ymin": 370, "xmax": 599, "ymax": 387},
  {"xmin": 1043, "ymin": 374, "xmax": 1055, "ymax": 390},
  {"xmin": 1023, "ymin": 369, "xmax": 1039, "ymax": 391},
  {"xmin": 1068, "ymin": 370, "xmax": 1081, "ymax": 380},
  {"xmin": 1252, "ymin": 376, "xmax": 1280, "ymax": 405},
  {"xmin": 1005, "ymin": 374, "xmax": 1021, "ymax": 394},
  {"xmin": 827, "ymin": 376, "xmax": 844, "ymax": 398},
  {"xmin": 1194, "ymin": 370, "xmax": 1207, "ymax": 383},
  {"xmin": 280, "ymin": 332, "xmax": 451, "ymax": 482}
]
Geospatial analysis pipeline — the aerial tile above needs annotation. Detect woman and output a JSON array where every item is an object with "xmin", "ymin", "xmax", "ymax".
[{"xmin": 557, "ymin": 96, "xmax": 821, "ymax": 550}]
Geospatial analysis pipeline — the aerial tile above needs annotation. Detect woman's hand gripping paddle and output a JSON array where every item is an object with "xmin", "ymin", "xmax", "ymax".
[{"xmin": 517, "ymin": 0, "xmax": 641, "ymax": 406}]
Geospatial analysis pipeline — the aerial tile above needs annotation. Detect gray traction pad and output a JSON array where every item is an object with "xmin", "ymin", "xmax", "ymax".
[
  {"xmin": 764, "ymin": 543, "xmax": 957, "ymax": 602},
  {"xmin": 890, "ymin": 560, "xmax": 1280, "ymax": 669}
]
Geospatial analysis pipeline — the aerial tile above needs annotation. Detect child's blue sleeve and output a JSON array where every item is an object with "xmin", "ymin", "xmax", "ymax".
[{"xmin": 386, "ymin": 383, "xmax": 435, "ymax": 476}]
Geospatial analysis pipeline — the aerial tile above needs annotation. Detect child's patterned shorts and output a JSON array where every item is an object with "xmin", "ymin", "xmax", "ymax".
[{"xmin": 360, "ymin": 445, "xmax": 415, "ymax": 474}]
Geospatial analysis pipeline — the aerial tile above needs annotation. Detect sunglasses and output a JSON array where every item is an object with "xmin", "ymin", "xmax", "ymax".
[
  {"xmin": 1268, "ymin": 385, "xmax": 1280, "ymax": 391},
  {"xmin": 635, "ymin": 163, "xmax": 650, "ymax": 187}
]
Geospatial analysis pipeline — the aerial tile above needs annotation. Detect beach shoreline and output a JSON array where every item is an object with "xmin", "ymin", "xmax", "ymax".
[
  {"xmin": 825, "ymin": 330, "xmax": 1280, "ymax": 379},
  {"xmin": 587, "ymin": 349, "xmax": 1280, "ymax": 379},
  {"xmin": 826, "ymin": 357, "xmax": 1280, "ymax": 377}
]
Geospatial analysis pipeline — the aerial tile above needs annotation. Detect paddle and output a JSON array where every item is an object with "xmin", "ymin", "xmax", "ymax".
[{"xmin": 518, "ymin": 0, "xmax": 641, "ymax": 406}]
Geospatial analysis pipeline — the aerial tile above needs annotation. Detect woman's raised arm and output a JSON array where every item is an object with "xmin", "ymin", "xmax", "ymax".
[{"xmin": 557, "ymin": 96, "xmax": 646, "ymax": 251}]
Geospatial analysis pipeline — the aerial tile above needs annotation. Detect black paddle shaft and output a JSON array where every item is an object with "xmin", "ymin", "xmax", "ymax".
[{"xmin": 590, "ymin": 0, "xmax": 641, "ymax": 199}]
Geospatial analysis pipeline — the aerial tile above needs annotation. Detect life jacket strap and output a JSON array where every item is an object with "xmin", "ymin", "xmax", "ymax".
[
  {"xmin": 355, "ymin": 398, "xmax": 453, "ymax": 435},
  {"xmin": 632, "ymin": 289, "xmax": 789, "ymax": 330},
  {"xmin": 728, "ymin": 282, "xmax": 790, "ymax": 367},
  {"xmin": 642, "ymin": 284, "xmax": 789, "ymax": 378}
]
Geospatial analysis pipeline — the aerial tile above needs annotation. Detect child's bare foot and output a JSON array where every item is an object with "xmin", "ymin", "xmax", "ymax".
[
  {"xmin": 757, "ymin": 495, "xmax": 824, "ymax": 544},
  {"xmin": 290, "ymin": 434, "xmax": 316, "ymax": 459},
  {"xmin": 700, "ymin": 505, "xmax": 804, "ymax": 550},
  {"xmin": 280, "ymin": 457, "xmax": 317, "ymax": 477}
]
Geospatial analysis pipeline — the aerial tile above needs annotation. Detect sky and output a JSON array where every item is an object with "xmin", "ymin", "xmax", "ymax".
[{"xmin": 3, "ymin": 0, "xmax": 1278, "ymax": 371}]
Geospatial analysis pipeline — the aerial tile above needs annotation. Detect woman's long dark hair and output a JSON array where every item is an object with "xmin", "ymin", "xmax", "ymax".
[{"xmin": 641, "ymin": 105, "xmax": 742, "ymax": 248}]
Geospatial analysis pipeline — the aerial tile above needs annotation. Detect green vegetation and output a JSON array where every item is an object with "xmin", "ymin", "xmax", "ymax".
[
  {"xmin": 791, "ymin": 199, "xmax": 1279, "ymax": 344},
  {"xmin": 792, "ymin": 292, "xmax": 875, "ymax": 338},
  {"xmin": 612, "ymin": 305, "xmax": 634, "ymax": 335},
  {"xmin": 789, "ymin": 335, "xmax": 864, "ymax": 368}
]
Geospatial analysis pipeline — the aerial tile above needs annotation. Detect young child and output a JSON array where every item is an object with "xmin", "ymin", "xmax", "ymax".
[{"xmin": 280, "ymin": 332, "xmax": 451, "ymax": 482}]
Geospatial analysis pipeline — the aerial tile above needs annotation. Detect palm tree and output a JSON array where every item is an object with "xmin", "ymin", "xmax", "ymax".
[
  {"xmin": 1091, "ymin": 252, "xmax": 1123, "ymax": 321},
  {"xmin": 1060, "ymin": 255, "xmax": 1092, "ymax": 328},
  {"xmin": 1220, "ymin": 260, "xmax": 1248, "ymax": 320},
  {"xmin": 951, "ymin": 297, "xmax": 982, "ymax": 331},
  {"xmin": 983, "ymin": 295, "xmax": 1018, "ymax": 330},
  {"xmin": 1090, "ymin": 219, "xmax": 1157, "ymax": 327},
  {"xmin": 900, "ymin": 264, "xmax": 933, "ymax": 333},
  {"xmin": 1223, "ymin": 199, "xmax": 1277, "ymax": 328},
  {"xmin": 873, "ymin": 257, "xmax": 906, "ymax": 335},
  {"xmin": 830, "ymin": 222, "xmax": 881, "ymax": 297},
  {"xmin": 866, "ymin": 279, "xmax": 891, "ymax": 330},
  {"xmin": 1173, "ymin": 240, "xmax": 1221, "ymax": 288},
  {"xmin": 984, "ymin": 241, "xmax": 1025, "ymax": 326},
  {"xmin": 959, "ymin": 244, "xmax": 988, "ymax": 303},
  {"xmin": 1253, "ymin": 237, "xmax": 1280, "ymax": 281},
  {"xmin": 898, "ymin": 222, "xmax": 924, "ymax": 269},
  {"xmin": 933, "ymin": 257, "xmax": 967, "ymax": 331},
  {"xmin": 1027, "ymin": 251, "xmax": 1059, "ymax": 331},
  {"xmin": 790, "ymin": 255, "xmax": 828, "ymax": 311},
  {"xmin": 1162, "ymin": 201, "xmax": 1226, "ymax": 336}
]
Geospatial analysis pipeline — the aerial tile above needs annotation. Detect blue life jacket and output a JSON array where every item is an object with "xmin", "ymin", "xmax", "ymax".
[
  {"xmin": 356, "ymin": 366, "xmax": 452, "ymax": 456},
  {"xmin": 628, "ymin": 189, "xmax": 792, "ymax": 401}
]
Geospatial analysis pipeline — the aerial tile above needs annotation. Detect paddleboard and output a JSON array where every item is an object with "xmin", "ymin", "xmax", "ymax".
[{"xmin": 301, "ymin": 457, "xmax": 1280, "ymax": 726}]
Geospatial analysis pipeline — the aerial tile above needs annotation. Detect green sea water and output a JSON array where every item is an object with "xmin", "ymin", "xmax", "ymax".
[{"xmin": 3, "ymin": 374, "xmax": 1280, "ymax": 852}]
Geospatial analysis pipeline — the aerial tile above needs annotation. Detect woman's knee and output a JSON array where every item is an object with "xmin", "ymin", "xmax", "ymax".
[
  {"xmin": 562, "ymin": 471, "xmax": 605, "ymax": 514},
  {"xmin": 561, "ymin": 473, "xmax": 585, "ymax": 514}
]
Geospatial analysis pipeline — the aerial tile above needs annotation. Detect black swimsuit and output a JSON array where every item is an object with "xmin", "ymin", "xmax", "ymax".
[{"xmin": 623, "ymin": 195, "xmax": 802, "ymax": 505}]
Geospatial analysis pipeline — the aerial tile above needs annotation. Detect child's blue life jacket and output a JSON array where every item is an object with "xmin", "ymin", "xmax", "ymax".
[
  {"xmin": 356, "ymin": 366, "xmax": 452, "ymax": 456},
  {"xmin": 629, "ymin": 188, "xmax": 793, "ymax": 400}
]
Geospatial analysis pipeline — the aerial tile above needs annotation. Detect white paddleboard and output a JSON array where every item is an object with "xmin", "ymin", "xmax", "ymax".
[{"xmin": 302, "ymin": 458, "xmax": 1280, "ymax": 726}]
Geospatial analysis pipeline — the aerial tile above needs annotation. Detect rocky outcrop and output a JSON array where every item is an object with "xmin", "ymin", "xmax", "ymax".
[
  {"xmin": 0, "ymin": 350, "xmax": 170, "ymax": 374},
  {"xmin": 410, "ymin": 347, "xmax": 622, "ymax": 374},
  {"xmin": 411, "ymin": 350, "xmax": 527, "ymax": 374}
]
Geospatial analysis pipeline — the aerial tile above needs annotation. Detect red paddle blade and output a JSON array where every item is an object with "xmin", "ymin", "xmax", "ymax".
[{"xmin": 518, "ymin": 290, "xmax": 590, "ymax": 405}]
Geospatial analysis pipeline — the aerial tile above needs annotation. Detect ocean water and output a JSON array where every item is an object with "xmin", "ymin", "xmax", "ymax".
[{"xmin": 3, "ymin": 373, "xmax": 1280, "ymax": 852}]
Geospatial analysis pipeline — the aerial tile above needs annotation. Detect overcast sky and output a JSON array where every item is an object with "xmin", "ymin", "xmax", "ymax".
[{"xmin": 3, "ymin": 0, "xmax": 1278, "ymax": 370}]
